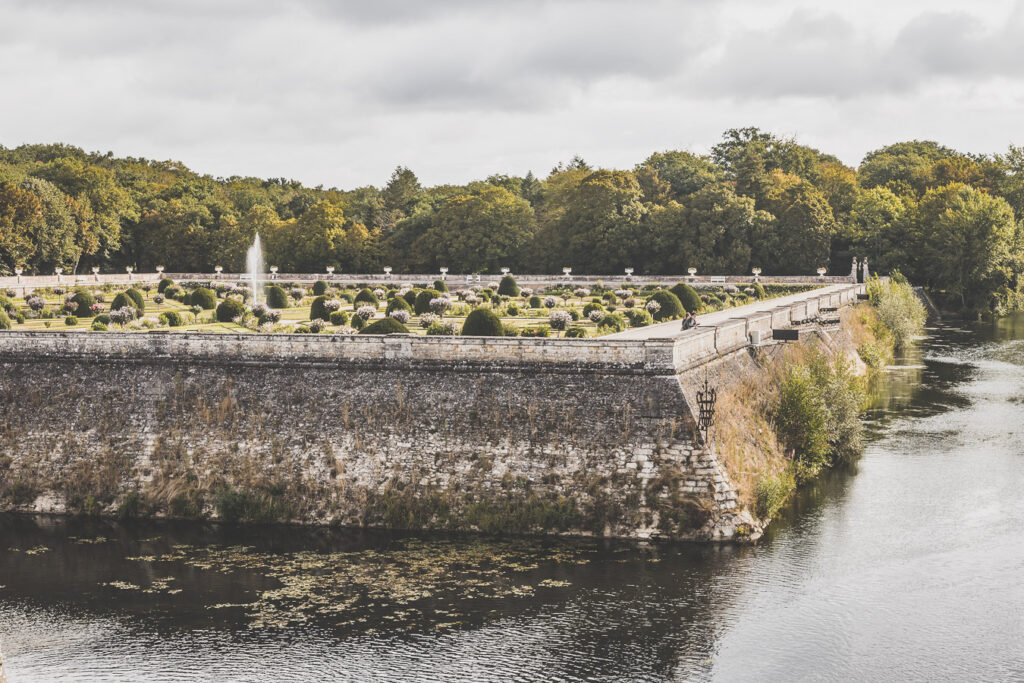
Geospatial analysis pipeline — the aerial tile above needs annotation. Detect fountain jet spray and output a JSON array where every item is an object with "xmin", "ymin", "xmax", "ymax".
[{"xmin": 246, "ymin": 234, "xmax": 265, "ymax": 306}]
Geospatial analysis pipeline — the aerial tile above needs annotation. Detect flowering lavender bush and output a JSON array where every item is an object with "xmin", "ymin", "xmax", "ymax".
[
  {"xmin": 549, "ymin": 310, "xmax": 572, "ymax": 330},
  {"xmin": 252, "ymin": 302, "xmax": 270, "ymax": 318},
  {"xmin": 324, "ymin": 299, "xmax": 344, "ymax": 313},
  {"xmin": 724, "ymin": 285, "xmax": 740, "ymax": 294},
  {"xmin": 464, "ymin": 295, "xmax": 482, "ymax": 306},
  {"xmin": 419, "ymin": 313, "xmax": 439, "ymax": 328},
  {"xmin": 543, "ymin": 296, "xmax": 558, "ymax": 309},
  {"xmin": 109, "ymin": 307, "xmax": 137, "ymax": 325},
  {"xmin": 355, "ymin": 305, "xmax": 376, "ymax": 321},
  {"xmin": 744, "ymin": 287, "xmax": 756, "ymax": 296},
  {"xmin": 261, "ymin": 309, "xmax": 282, "ymax": 323},
  {"xmin": 373, "ymin": 288, "xmax": 386, "ymax": 300},
  {"xmin": 521, "ymin": 287, "xmax": 533, "ymax": 297},
  {"xmin": 153, "ymin": 294, "xmax": 165, "ymax": 304},
  {"xmin": 389, "ymin": 310, "xmax": 411, "ymax": 324},
  {"xmin": 3, "ymin": 288, "xmax": 14, "ymax": 298},
  {"xmin": 190, "ymin": 305, "xmax": 202, "ymax": 315},
  {"xmin": 62, "ymin": 300, "xmax": 78, "ymax": 314},
  {"xmin": 27, "ymin": 296, "xmax": 45, "ymax": 312},
  {"xmin": 614, "ymin": 289, "xmax": 632, "ymax": 298},
  {"xmin": 89, "ymin": 303, "xmax": 104, "ymax": 316},
  {"xmin": 289, "ymin": 287, "xmax": 305, "ymax": 301},
  {"xmin": 309, "ymin": 318, "xmax": 328, "ymax": 332},
  {"xmin": 588, "ymin": 309, "xmax": 605, "ymax": 323},
  {"xmin": 573, "ymin": 288, "xmax": 591, "ymax": 298},
  {"xmin": 645, "ymin": 300, "xmax": 661, "ymax": 314},
  {"xmin": 429, "ymin": 296, "xmax": 452, "ymax": 314}
]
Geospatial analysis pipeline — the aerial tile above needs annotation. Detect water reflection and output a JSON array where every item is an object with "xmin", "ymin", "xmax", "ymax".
[{"xmin": 3, "ymin": 316, "xmax": 1024, "ymax": 681}]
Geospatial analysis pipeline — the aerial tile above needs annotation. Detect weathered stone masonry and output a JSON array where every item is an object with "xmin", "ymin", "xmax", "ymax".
[{"xmin": 0, "ymin": 285, "xmax": 863, "ymax": 541}]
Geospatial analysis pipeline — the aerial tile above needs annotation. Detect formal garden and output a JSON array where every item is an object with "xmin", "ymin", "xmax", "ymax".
[{"xmin": 0, "ymin": 275, "xmax": 817, "ymax": 337}]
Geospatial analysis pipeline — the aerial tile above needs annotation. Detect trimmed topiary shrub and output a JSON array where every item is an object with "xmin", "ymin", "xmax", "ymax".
[
  {"xmin": 329, "ymin": 311, "xmax": 349, "ymax": 326},
  {"xmin": 110, "ymin": 292, "xmax": 133, "ymax": 311},
  {"xmin": 266, "ymin": 285, "xmax": 289, "ymax": 309},
  {"xmin": 582, "ymin": 302, "xmax": 604, "ymax": 316},
  {"xmin": 528, "ymin": 295, "xmax": 542, "ymax": 308},
  {"xmin": 402, "ymin": 289, "xmax": 418, "ymax": 307},
  {"xmin": 670, "ymin": 283, "xmax": 702, "ymax": 313},
  {"xmin": 597, "ymin": 312, "xmax": 628, "ymax": 333},
  {"xmin": 216, "ymin": 297, "xmax": 245, "ymax": 322},
  {"xmin": 414, "ymin": 288, "xmax": 441, "ymax": 315},
  {"xmin": 624, "ymin": 309, "xmax": 654, "ymax": 327},
  {"xmin": 433, "ymin": 279, "xmax": 449, "ymax": 293},
  {"xmin": 312, "ymin": 280, "xmax": 328, "ymax": 296},
  {"xmin": 565, "ymin": 326, "xmax": 587, "ymax": 338},
  {"xmin": 158, "ymin": 277, "xmax": 174, "ymax": 293},
  {"xmin": 91, "ymin": 321, "xmax": 108, "ymax": 331},
  {"xmin": 94, "ymin": 313, "xmax": 110, "ymax": 325},
  {"xmin": 125, "ymin": 288, "xmax": 145, "ymax": 311},
  {"xmin": 70, "ymin": 290, "xmax": 96, "ymax": 317},
  {"xmin": 190, "ymin": 287, "xmax": 216, "ymax": 310},
  {"xmin": 354, "ymin": 288, "xmax": 379, "ymax": 307},
  {"xmin": 350, "ymin": 313, "xmax": 365, "ymax": 330},
  {"xmin": 0, "ymin": 310, "xmax": 10, "ymax": 330},
  {"xmin": 310, "ymin": 295, "xmax": 330, "ymax": 321},
  {"xmin": 754, "ymin": 282, "xmax": 767, "ymax": 299},
  {"xmin": 497, "ymin": 275, "xmax": 519, "ymax": 297},
  {"xmin": 360, "ymin": 317, "xmax": 410, "ymax": 334},
  {"xmin": 462, "ymin": 308, "xmax": 504, "ymax": 336},
  {"xmin": 648, "ymin": 290, "xmax": 684, "ymax": 321},
  {"xmin": 159, "ymin": 311, "xmax": 184, "ymax": 327},
  {"xmin": 386, "ymin": 296, "xmax": 412, "ymax": 315},
  {"xmin": 64, "ymin": 315, "xmax": 78, "ymax": 326}
]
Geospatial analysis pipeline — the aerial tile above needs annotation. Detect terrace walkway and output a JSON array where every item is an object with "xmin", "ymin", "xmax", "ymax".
[{"xmin": 602, "ymin": 284, "xmax": 854, "ymax": 340}]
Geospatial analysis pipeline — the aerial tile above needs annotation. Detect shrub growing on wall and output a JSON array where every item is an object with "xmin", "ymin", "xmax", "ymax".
[
  {"xmin": 647, "ymin": 290, "xmax": 684, "ymax": 321},
  {"xmin": 266, "ymin": 285, "xmax": 289, "ymax": 309},
  {"xmin": 669, "ymin": 283, "xmax": 702, "ymax": 313},
  {"xmin": 497, "ymin": 275, "xmax": 519, "ymax": 297},
  {"xmin": 360, "ymin": 317, "xmax": 410, "ymax": 334},
  {"xmin": 415, "ymin": 289, "xmax": 441, "ymax": 315},
  {"xmin": 462, "ymin": 308, "xmax": 504, "ymax": 336},
  {"xmin": 190, "ymin": 287, "xmax": 217, "ymax": 310}
]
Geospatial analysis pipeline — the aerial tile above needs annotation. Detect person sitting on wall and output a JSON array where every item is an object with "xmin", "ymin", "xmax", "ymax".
[{"xmin": 681, "ymin": 313, "xmax": 697, "ymax": 330}]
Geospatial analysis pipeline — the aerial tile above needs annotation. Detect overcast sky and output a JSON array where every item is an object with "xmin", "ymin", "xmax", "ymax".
[{"xmin": 3, "ymin": 0, "xmax": 1024, "ymax": 188}]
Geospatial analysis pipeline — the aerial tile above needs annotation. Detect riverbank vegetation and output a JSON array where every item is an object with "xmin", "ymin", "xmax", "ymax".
[
  {"xmin": 3, "ymin": 131, "xmax": 1024, "ymax": 314},
  {"xmin": 716, "ymin": 284, "xmax": 926, "ymax": 522}
]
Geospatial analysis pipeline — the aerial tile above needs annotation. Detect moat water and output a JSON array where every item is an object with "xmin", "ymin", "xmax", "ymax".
[{"xmin": 2, "ymin": 317, "xmax": 1024, "ymax": 681}]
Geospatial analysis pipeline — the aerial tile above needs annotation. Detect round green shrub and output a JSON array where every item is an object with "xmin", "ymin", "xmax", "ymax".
[
  {"xmin": 648, "ymin": 290, "xmax": 685, "ymax": 321},
  {"xmin": 0, "ymin": 310, "xmax": 10, "ymax": 330},
  {"xmin": 528, "ymin": 295, "xmax": 542, "ymax": 308},
  {"xmin": 91, "ymin": 321, "xmax": 108, "ymax": 331},
  {"xmin": 506, "ymin": 303, "xmax": 520, "ymax": 316},
  {"xmin": 414, "ymin": 288, "xmax": 441, "ymax": 315},
  {"xmin": 312, "ymin": 280, "xmax": 328, "ymax": 296},
  {"xmin": 360, "ymin": 317, "xmax": 409, "ymax": 334},
  {"xmin": 94, "ymin": 313, "xmax": 110, "ymax": 325},
  {"xmin": 354, "ymin": 288, "xmax": 379, "ymax": 306},
  {"xmin": 310, "ymin": 295, "xmax": 330, "ymax": 321},
  {"xmin": 70, "ymin": 290, "xmax": 96, "ymax": 317},
  {"xmin": 402, "ymin": 289, "xmax": 418, "ymax": 307},
  {"xmin": 266, "ymin": 285, "xmax": 289, "ymax": 309},
  {"xmin": 565, "ymin": 326, "xmax": 587, "ymax": 338},
  {"xmin": 582, "ymin": 302, "xmax": 604, "ymax": 316},
  {"xmin": 624, "ymin": 309, "xmax": 654, "ymax": 327},
  {"xmin": 293, "ymin": 325, "xmax": 312, "ymax": 334},
  {"xmin": 670, "ymin": 283, "xmax": 702, "ymax": 313},
  {"xmin": 110, "ymin": 292, "xmax": 134, "ymax": 311},
  {"xmin": 433, "ymin": 279, "xmax": 449, "ymax": 293},
  {"xmin": 159, "ymin": 311, "xmax": 184, "ymax": 327},
  {"xmin": 386, "ymin": 296, "xmax": 412, "ymax": 315},
  {"xmin": 190, "ymin": 287, "xmax": 217, "ymax": 310},
  {"xmin": 64, "ymin": 315, "xmax": 78, "ymax": 326},
  {"xmin": 598, "ymin": 313, "xmax": 628, "ymax": 333},
  {"xmin": 125, "ymin": 288, "xmax": 145, "ymax": 311},
  {"xmin": 462, "ymin": 308, "xmax": 504, "ymax": 336},
  {"xmin": 350, "ymin": 313, "xmax": 365, "ymax": 330},
  {"xmin": 497, "ymin": 275, "xmax": 519, "ymax": 297},
  {"xmin": 157, "ymin": 277, "xmax": 174, "ymax": 293},
  {"xmin": 216, "ymin": 298, "xmax": 245, "ymax": 322},
  {"xmin": 329, "ymin": 311, "xmax": 349, "ymax": 326}
]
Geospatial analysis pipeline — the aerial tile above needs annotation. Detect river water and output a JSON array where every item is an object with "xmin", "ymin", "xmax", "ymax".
[{"xmin": 2, "ymin": 318, "xmax": 1023, "ymax": 682}]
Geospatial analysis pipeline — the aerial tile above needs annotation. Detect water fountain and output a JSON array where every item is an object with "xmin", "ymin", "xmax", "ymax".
[{"xmin": 246, "ymin": 234, "xmax": 265, "ymax": 306}]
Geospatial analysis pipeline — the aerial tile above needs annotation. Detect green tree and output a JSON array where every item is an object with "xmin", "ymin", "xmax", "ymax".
[{"xmin": 0, "ymin": 181, "xmax": 43, "ymax": 273}]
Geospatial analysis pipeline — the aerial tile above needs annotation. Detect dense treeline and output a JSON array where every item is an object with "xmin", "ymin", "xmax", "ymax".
[{"xmin": 2, "ymin": 128, "xmax": 1024, "ymax": 312}]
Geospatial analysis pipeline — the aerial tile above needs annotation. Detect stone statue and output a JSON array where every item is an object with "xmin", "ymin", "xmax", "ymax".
[{"xmin": 862, "ymin": 257, "xmax": 870, "ymax": 282}]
